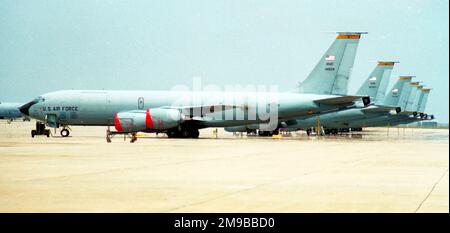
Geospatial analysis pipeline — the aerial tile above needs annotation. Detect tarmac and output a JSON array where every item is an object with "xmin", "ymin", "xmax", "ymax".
[{"xmin": 0, "ymin": 120, "xmax": 448, "ymax": 212}]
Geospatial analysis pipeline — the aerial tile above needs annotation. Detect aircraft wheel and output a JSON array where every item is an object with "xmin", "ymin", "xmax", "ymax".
[
  {"xmin": 190, "ymin": 129, "xmax": 200, "ymax": 138},
  {"xmin": 31, "ymin": 130, "xmax": 36, "ymax": 138},
  {"xmin": 45, "ymin": 130, "xmax": 50, "ymax": 137},
  {"xmin": 272, "ymin": 129, "xmax": 279, "ymax": 136},
  {"xmin": 258, "ymin": 131, "xmax": 270, "ymax": 137},
  {"xmin": 180, "ymin": 129, "xmax": 191, "ymax": 138},
  {"xmin": 60, "ymin": 129, "xmax": 70, "ymax": 137},
  {"xmin": 166, "ymin": 130, "xmax": 177, "ymax": 138}
]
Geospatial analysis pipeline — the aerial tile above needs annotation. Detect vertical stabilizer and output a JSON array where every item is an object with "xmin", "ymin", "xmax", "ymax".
[
  {"xmin": 384, "ymin": 76, "xmax": 412, "ymax": 107},
  {"xmin": 405, "ymin": 81, "xmax": 420, "ymax": 111},
  {"xmin": 356, "ymin": 61, "xmax": 396, "ymax": 104},
  {"xmin": 418, "ymin": 88, "xmax": 431, "ymax": 113},
  {"xmin": 412, "ymin": 85, "xmax": 424, "ymax": 111},
  {"xmin": 298, "ymin": 32, "xmax": 365, "ymax": 95}
]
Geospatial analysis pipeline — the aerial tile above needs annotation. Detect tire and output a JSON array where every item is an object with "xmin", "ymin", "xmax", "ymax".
[
  {"xmin": 181, "ymin": 129, "xmax": 191, "ymax": 138},
  {"xmin": 258, "ymin": 131, "xmax": 270, "ymax": 137},
  {"xmin": 271, "ymin": 129, "xmax": 279, "ymax": 136},
  {"xmin": 60, "ymin": 129, "xmax": 70, "ymax": 137},
  {"xmin": 190, "ymin": 129, "xmax": 200, "ymax": 138},
  {"xmin": 31, "ymin": 130, "xmax": 36, "ymax": 138},
  {"xmin": 167, "ymin": 131, "xmax": 175, "ymax": 138}
]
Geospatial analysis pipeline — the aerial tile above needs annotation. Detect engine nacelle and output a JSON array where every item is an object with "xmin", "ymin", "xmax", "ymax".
[{"xmin": 114, "ymin": 108, "xmax": 183, "ymax": 132}]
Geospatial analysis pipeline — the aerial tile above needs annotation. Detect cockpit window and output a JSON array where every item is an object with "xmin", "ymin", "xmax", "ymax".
[{"xmin": 33, "ymin": 96, "xmax": 46, "ymax": 103}]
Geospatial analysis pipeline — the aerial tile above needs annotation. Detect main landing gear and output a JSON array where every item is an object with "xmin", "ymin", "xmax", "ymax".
[
  {"xmin": 166, "ymin": 127, "xmax": 200, "ymax": 138},
  {"xmin": 257, "ymin": 129, "xmax": 279, "ymax": 137}
]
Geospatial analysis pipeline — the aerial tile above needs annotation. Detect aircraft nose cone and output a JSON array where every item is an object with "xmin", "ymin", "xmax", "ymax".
[{"xmin": 19, "ymin": 101, "xmax": 36, "ymax": 116}]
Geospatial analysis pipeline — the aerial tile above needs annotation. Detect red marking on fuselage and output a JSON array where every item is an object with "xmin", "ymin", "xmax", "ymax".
[
  {"xmin": 146, "ymin": 109, "xmax": 154, "ymax": 129},
  {"xmin": 114, "ymin": 113, "xmax": 123, "ymax": 132}
]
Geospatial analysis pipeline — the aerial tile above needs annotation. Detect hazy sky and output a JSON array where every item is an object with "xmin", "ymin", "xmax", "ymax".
[{"xmin": 0, "ymin": 0, "xmax": 448, "ymax": 122}]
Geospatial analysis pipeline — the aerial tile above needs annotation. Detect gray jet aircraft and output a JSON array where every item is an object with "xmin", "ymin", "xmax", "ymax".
[
  {"xmin": 19, "ymin": 33, "xmax": 370, "ymax": 142},
  {"xmin": 0, "ymin": 102, "xmax": 27, "ymax": 123},
  {"xmin": 225, "ymin": 61, "xmax": 399, "ymax": 135}
]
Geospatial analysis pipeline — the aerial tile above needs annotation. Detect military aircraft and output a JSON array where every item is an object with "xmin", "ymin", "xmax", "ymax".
[
  {"xmin": 225, "ymin": 61, "xmax": 399, "ymax": 135},
  {"xmin": 0, "ymin": 102, "xmax": 27, "ymax": 123},
  {"xmin": 19, "ymin": 32, "xmax": 370, "ymax": 142},
  {"xmin": 337, "ymin": 76, "xmax": 414, "ymax": 128},
  {"xmin": 355, "ymin": 85, "xmax": 433, "ymax": 127}
]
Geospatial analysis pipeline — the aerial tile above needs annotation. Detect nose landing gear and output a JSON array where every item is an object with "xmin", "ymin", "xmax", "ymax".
[
  {"xmin": 31, "ymin": 122, "xmax": 50, "ymax": 138},
  {"xmin": 60, "ymin": 127, "xmax": 71, "ymax": 137},
  {"xmin": 30, "ymin": 122, "xmax": 72, "ymax": 138}
]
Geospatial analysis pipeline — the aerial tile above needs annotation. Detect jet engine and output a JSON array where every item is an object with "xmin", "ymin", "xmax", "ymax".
[{"xmin": 114, "ymin": 108, "xmax": 184, "ymax": 132}]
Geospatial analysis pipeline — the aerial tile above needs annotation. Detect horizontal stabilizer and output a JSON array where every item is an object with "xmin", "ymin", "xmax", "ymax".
[{"xmin": 314, "ymin": 95, "xmax": 369, "ymax": 106}]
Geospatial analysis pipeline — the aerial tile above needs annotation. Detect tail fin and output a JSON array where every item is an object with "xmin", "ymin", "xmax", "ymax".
[
  {"xmin": 405, "ymin": 81, "xmax": 421, "ymax": 111},
  {"xmin": 356, "ymin": 61, "xmax": 396, "ymax": 104},
  {"xmin": 383, "ymin": 76, "xmax": 412, "ymax": 107},
  {"xmin": 411, "ymin": 85, "xmax": 424, "ymax": 111},
  {"xmin": 418, "ymin": 88, "xmax": 431, "ymax": 113},
  {"xmin": 398, "ymin": 78, "xmax": 415, "ymax": 109},
  {"xmin": 298, "ymin": 32, "xmax": 365, "ymax": 95}
]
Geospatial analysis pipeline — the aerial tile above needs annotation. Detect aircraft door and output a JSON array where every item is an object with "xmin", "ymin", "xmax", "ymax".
[
  {"xmin": 46, "ymin": 114, "xmax": 58, "ymax": 128},
  {"xmin": 138, "ymin": 97, "xmax": 144, "ymax": 110}
]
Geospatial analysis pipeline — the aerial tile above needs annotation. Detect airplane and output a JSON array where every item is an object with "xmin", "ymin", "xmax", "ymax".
[
  {"xmin": 225, "ymin": 61, "xmax": 399, "ymax": 135},
  {"xmin": 356, "ymin": 86, "xmax": 433, "ymax": 127},
  {"xmin": 337, "ymin": 76, "xmax": 413, "ymax": 128},
  {"xmin": 0, "ymin": 102, "xmax": 28, "ymax": 123},
  {"xmin": 19, "ymin": 32, "xmax": 370, "ymax": 142}
]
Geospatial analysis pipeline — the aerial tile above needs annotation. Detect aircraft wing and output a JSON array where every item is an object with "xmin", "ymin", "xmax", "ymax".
[
  {"xmin": 160, "ymin": 104, "xmax": 247, "ymax": 118},
  {"xmin": 398, "ymin": 110, "xmax": 417, "ymax": 116},
  {"xmin": 361, "ymin": 105, "xmax": 401, "ymax": 114},
  {"xmin": 314, "ymin": 95, "xmax": 370, "ymax": 106}
]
